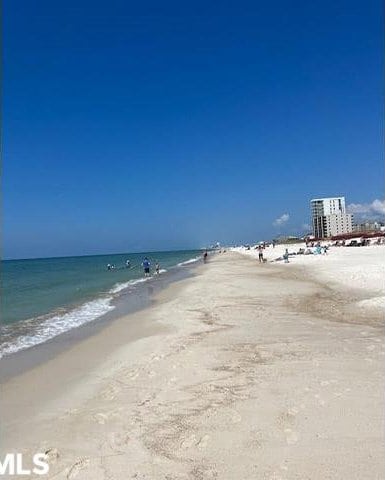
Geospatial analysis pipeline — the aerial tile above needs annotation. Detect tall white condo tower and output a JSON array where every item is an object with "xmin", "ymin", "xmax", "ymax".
[{"xmin": 311, "ymin": 197, "xmax": 353, "ymax": 238}]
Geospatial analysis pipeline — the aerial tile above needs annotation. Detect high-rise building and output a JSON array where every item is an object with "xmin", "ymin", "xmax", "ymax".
[{"xmin": 311, "ymin": 197, "xmax": 353, "ymax": 238}]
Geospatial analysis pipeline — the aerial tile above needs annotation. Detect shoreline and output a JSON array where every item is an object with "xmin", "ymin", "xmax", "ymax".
[
  {"xmin": 1, "ymin": 250, "xmax": 204, "ymax": 359},
  {"xmin": 0, "ymin": 259, "xmax": 201, "ymax": 381},
  {"xmin": 1, "ymin": 251, "xmax": 384, "ymax": 478},
  {"xmin": 1, "ymin": 265, "xmax": 204, "ymax": 449}
]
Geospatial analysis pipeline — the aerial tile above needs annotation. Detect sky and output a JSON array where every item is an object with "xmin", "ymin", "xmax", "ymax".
[{"xmin": 3, "ymin": 0, "xmax": 384, "ymax": 259}]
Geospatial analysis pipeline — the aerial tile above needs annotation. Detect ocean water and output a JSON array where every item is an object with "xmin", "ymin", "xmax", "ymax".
[{"xmin": 1, "ymin": 250, "xmax": 203, "ymax": 357}]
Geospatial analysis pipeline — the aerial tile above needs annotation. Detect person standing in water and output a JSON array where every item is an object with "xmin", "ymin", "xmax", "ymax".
[
  {"xmin": 125, "ymin": 259, "xmax": 131, "ymax": 268},
  {"xmin": 155, "ymin": 262, "xmax": 160, "ymax": 275},
  {"xmin": 142, "ymin": 257, "xmax": 151, "ymax": 276}
]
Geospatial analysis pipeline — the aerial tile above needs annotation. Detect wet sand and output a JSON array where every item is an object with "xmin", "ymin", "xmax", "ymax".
[{"xmin": 1, "ymin": 252, "xmax": 384, "ymax": 479}]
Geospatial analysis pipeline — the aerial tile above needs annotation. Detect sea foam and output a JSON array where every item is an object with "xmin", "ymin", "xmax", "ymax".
[
  {"xmin": 0, "ymin": 297, "xmax": 115, "ymax": 358},
  {"xmin": 177, "ymin": 256, "xmax": 201, "ymax": 267},
  {"xmin": 1, "ymin": 254, "xmax": 199, "ymax": 357}
]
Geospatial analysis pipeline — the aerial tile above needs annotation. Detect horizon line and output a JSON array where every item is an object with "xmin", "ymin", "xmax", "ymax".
[{"xmin": 2, "ymin": 247, "xmax": 209, "ymax": 262}]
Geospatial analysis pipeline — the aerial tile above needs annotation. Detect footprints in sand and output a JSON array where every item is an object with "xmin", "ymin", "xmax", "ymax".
[
  {"xmin": 196, "ymin": 434, "xmax": 210, "ymax": 449},
  {"xmin": 333, "ymin": 387, "xmax": 351, "ymax": 398},
  {"xmin": 230, "ymin": 410, "xmax": 242, "ymax": 423},
  {"xmin": 284, "ymin": 428, "xmax": 299, "ymax": 445},
  {"xmin": 138, "ymin": 393, "xmax": 156, "ymax": 407},
  {"xmin": 277, "ymin": 407, "xmax": 300, "ymax": 446},
  {"xmin": 31, "ymin": 450, "xmax": 91, "ymax": 479},
  {"xmin": 301, "ymin": 378, "xmax": 346, "ymax": 406},
  {"xmin": 92, "ymin": 408, "xmax": 123, "ymax": 425},
  {"xmin": 190, "ymin": 464, "xmax": 218, "ymax": 479},
  {"xmin": 107, "ymin": 431, "xmax": 131, "ymax": 453},
  {"xmin": 150, "ymin": 354, "xmax": 162, "ymax": 362},
  {"xmin": 277, "ymin": 411, "xmax": 296, "ymax": 428},
  {"xmin": 67, "ymin": 457, "xmax": 90, "ymax": 479},
  {"xmin": 94, "ymin": 412, "xmax": 109, "ymax": 425},
  {"xmin": 181, "ymin": 433, "xmax": 197, "ymax": 449},
  {"xmin": 101, "ymin": 382, "xmax": 122, "ymax": 401},
  {"xmin": 287, "ymin": 406, "xmax": 299, "ymax": 416},
  {"xmin": 129, "ymin": 370, "xmax": 140, "ymax": 380},
  {"xmin": 265, "ymin": 471, "xmax": 288, "ymax": 480},
  {"xmin": 181, "ymin": 433, "xmax": 211, "ymax": 451},
  {"xmin": 314, "ymin": 393, "xmax": 325, "ymax": 406},
  {"xmin": 43, "ymin": 447, "xmax": 60, "ymax": 464}
]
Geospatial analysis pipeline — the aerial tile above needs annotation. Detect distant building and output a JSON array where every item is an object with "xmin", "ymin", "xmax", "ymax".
[
  {"xmin": 353, "ymin": 221, "xmax": 385, "ymax": 233},
  {"xmin": 311, "ymin": 197, "xmax": 353, "ymax": 238}
]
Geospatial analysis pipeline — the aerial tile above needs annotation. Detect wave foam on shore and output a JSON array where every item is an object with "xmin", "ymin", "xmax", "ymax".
[{"xmin": 0, "ymin": 257, "xmax": 199, "ymax": 358}]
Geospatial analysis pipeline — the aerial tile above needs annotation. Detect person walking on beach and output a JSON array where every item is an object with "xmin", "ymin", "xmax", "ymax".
[
  {"xmin": 142, "ymin": 257, "xmax": 151, "ymax": 277},
  {"xmin": 283, "ymin": 249, "xmax": 289, "ymax": 263},
  {"xmin": 155, "ymin": 262, "xmax": 160, "ymax": 275},
  {"xmin": 258, "ymin": 245, "xmax": 264, "ymax": 263},
  {"xmin": 203, "ymin": 251, "xmax": 208, "ymax": 263}
]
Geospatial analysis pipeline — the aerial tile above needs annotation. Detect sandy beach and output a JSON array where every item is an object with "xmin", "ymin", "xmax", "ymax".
[{"xmin": 2, "ymin": 247, "xmax": 384, "ymax": 479}]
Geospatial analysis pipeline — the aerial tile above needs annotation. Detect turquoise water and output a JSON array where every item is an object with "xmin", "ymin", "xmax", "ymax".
[{"xmin": 1, "ymin": 250, "xmax": 202, "ymax": 356}]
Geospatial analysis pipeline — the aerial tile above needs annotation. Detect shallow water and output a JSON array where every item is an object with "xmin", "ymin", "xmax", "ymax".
[{"xmin": 1, "ymin": 250, "xmax": 202, "ymax": 356}]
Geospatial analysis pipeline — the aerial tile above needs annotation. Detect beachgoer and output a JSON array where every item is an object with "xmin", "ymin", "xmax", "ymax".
[
  {"xmin": 107, "ymin": 264, "xmax": 112, "ymax": 271},
  {"xmin": 155, "ymin": 262, "xmax": 160, "ymax": 275},
  {"xmin": 258, "ymin": 245, "xmax": 264, "ymax": 263},
  {"xmin": 142, "ymin": 257, "xmax": 151, "ymax": 276},
  {"xmin": 203, "ymin": 251, "xmax": 208, "ymax": 263},
  {"xmin": 283, "ymin": 249, "xmax": 289, "ymax": 263},
  {"xmin": 125, "ymin": 260, "xmax": 131, "ymax": 268}
]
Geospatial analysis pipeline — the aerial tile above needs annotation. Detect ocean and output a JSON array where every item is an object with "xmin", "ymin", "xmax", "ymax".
[{"xmin": 1, "ymin": 250, "xmax": 203, "ymax": 358}]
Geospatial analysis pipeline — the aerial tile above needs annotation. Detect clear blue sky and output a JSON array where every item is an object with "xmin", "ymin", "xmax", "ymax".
[{"xmin": 3, "ymin": 0, "xmax": 383, "ymax": 259}]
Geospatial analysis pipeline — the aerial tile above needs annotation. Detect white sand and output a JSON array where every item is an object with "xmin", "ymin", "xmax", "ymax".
[
  {"xmin": 234, "ymin": 243, "xmax": 385, "ymax": 311},
  {"xmin": 1, "ymin": 250, "xmax": 384, "ymax": 479}
]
